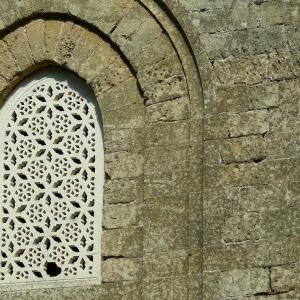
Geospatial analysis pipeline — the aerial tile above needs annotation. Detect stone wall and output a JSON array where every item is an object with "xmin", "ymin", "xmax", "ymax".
[
  {"xmin": 0, "ymin": 0, "xmax": 299, "ymax": 299},
  {"xmin": 0, "ymin": 1, "xmax": 203, "ymax": 299},
  {"xmin": 176, "ymin": 0, "xmax": 300, "ymax": 299}
]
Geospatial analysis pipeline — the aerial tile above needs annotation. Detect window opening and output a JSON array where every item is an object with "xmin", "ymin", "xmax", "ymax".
[{"xmin": 0, "ymin": 68, "xmax": 103, "ymax": 289}]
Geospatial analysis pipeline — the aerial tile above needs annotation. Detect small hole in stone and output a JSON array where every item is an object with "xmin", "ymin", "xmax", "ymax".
[{"xmin": 46, "ymin": 262, "xmax": 61, "ymax": 277}]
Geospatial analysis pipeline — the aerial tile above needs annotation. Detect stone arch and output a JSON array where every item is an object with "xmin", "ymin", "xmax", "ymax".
[{"xmin": 0, "ymin": 1, "xmax": 205, "ymax": 298}]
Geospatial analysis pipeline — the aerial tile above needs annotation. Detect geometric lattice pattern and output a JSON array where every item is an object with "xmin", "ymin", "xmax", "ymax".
[{"xmin": 0, "ymin": 74, "xmax": 102, "ymax": 285}]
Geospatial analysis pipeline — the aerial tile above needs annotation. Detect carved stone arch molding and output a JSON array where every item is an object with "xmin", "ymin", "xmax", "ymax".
[{"xmin": 0, "ymin": 1, "xmax": 205, "ymax": 299}]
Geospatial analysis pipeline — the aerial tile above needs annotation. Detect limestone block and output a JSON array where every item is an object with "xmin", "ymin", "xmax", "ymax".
[
  {"xmin": 100, "ymin": 77, "xmax": 141, "ymax": 112},
  {"xmin": 210, "ymin": 83, "xmax": 279, "ymax": 114},
  {"xmin": 66, "ymin": 0, "xmax": 90, "ymax": 18},
  {"xmin": 203, "ymin": 214, "xmax": 228, "ymax": 246},
  {"xmin": 145, "ymin": 121, "xmax": 189, "ymax": 147},
  {"xmin": 143, "ymin": 221, "xmax": 189, "ymax": 253},
  {"xmin": 44, "ymin": 20, "xmax": 63, "ymax": 61},
  {"xmin": 202, "ymin": 27, "xmax": 297, "ymax": 60},
  {"xmin": 141, "ymin": 196, "xmax": 188, "ymax": 226},
  {"xmin": 110, "ymin": 3, "xmax": 163, "ymax": 66},
  {"xmin": 102, "ymin": 258, "xmax": 141, "ymax": 282},
  {"xmin": 286, "ymin": 182, "xmax": 300, "ymax": 208},
  {"xmin": 104, "ymin": 177, "xmax": 143, "ymax": 205},
  {"xmin": 190, "ymin": 118, "xmax": 203, "ymax": 144},
  {"xmin": 142, "ymin": 279, "xmax": 171, "ymax": 300},
  {"xmin": 189, "ymin": 275, "xmax": 202, "ymax": 300},
  {"xmin": 137, "ymin": 54, "xmax": 183, "ymax": 88},
  {"xmin": 204, "ymin": 135, "xmax": 267, "ymax": 165},
  {"xmin": 144, "ymin": 145, "xmax": 189, "ymax": 174},
  {"xmin": 103, "ymin": 104, "xmax": 144, "ymax": 130},
  {"xmin": 223, "ymin": 212, "xmax": 262, "ymax": 243},
  {"xmin": 232, "ymin": 184, "xmax": 286, "ymax": 212},
  {"xmin": 79, "ymin": 41, "xmax": 116, "ymax": 83},
  {"xmin": 0, "ymin": 0, "xmax": 31, "ymax": 27},
  {"xmin": 104, "ymin": 127, "xmax": 144, "ymax": 153},
  {"xmin": 204, "ymin": 110, "xmax": 269, "ymax": 140},
  {"xmin": 146, "ymin": 97, "xmax": 190, "ymax": 122},
  {"xmin": 271, "ymin": 265, "xmax": 296, "ymax": 293},
  {"xmin": 102, "ymin": 228, "xmax": 142, "ymax": 257},
  {"xmin": 143, "ymin": 250, "xmax": 188, "ymax": 278},
  {"xmin": 189, "ymin": 219, "xmax": 202, "ymax": 249},
  {"xmin": 91, "ymin": 57, "xmax": 132, "ymax": 96},
  {"xmin": 55, "ymin": 22, "xmax": 84, "ymax": 65},
  {"xmin": 257, "ymin": 1, "xmax": 300, "ymax": 27},
  {"xmin": 189, "ymin": 2, "xmax": 256, "ymax": 34},
  {"xmin": 214, "ymin": 52, "xmax": 300, "ymax": 85},
  {"xmin": 204, "ymin": 268, "xmax": 270, "ymax": 298},
  {"xmin": 270, "ymin": 79, "xmax": 300, "ymax": 133},
  {"xmin": 67, "ymin": 30, "xmax": 99, "ymax": 72},
  {"xmin": 189, "ymin": 250, "xmax": 202, "ymax": 276},
  {"xmin": 189, "ymin": 193, "xmax": 202, "ymax": 223},
  {"xmin": 259, "ymin": 209, "xmax": 300, "ymax": 240},
  {"xmin": 85, "ymin": 0, "xmax": 135, "ymax": 34},
  {"xmin": 0, "ymin": 77, "xmax": 7, "ymax": 96},
  {"xmin": 122, "ymin": 281, "xmax": 141, "ymax": 300},
  {"xmin": 204, "ymin": 163, "xmax": 259, "ymax": 189},
  {"xmin": 144, "ymin": 76, "xmax": 187, "ymax": 104},
  {"xmin": 26, "ymin": 20, "xmax": 45, "ymax": 63},
  {"xmin": 0, "ymin": 40, "xmax": 19, "ymax": 81},
  {"xmin": 105, "ymin": 151, "xmax": 144, "ymax": 179},
  {"xmin": 103, "ymin": 203, "xmax": 138, "ymax": 229},
  {"xmin": 265, "ymin": 131, "xmax": 300, "ymax": 159},
  {"xmin": 172, "ymin": 277, "xmax": 189, "ymax": 300},
  {"xmin": 204, "ymin": 158, "xmax": 300, "ymax": 188},
  {"xmin": 144, "ymin": 172, "xmax": 173, "ymax": 198},
  {"xmin": 4, "ymin": 27, "xmax": 34, "ymax": 71},
  {"xmin": 172, "ymin": 168, "xmax": 202, "ymax": 194},
  {"xmin": 136, "ymin": 33, "xmax": 176, "ymax": 70},
  {"xmin": 204, "ymin": 236, "xmax": 300, "ymax": 272}
]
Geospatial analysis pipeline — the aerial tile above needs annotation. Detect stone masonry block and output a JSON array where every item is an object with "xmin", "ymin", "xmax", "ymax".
[
  {"xmin": 146, "ymin": 97, "xmax": 190, "ymax": 122},
  {"xmin": 102, "ymin": 228, "xmax": 142, "ymax": 257},
  {"xmin": 103, "ymin": 203, "xmax": 138, "ymax": 229},
  {"xmin": 204, "ymin": 110, "xmax": 269, "ymax": 140},
  {"xmin": 26, "ymin": 19, "xmax": 45, "ymax": 63},
  {"xmin": 144, "ymin": 145, "xmax": 189, "ymax": 174},
  {"xmin": 143, "ymin": 251, "xmax": 188, "ymax": 279},
  {"xmin": 104, "ymin": 177, "xmax": 143, "ymax": 205},
  {"xmin": 145, "ymin": 121, "xmax": 189, "ymax": 147},
  {"xmin": 85, "ymin": 0, "xmax": 135, "ymax": 34},
  {"xmin": 105, "ymin": 151, "xmax": 144, "ymax": 179},
  {"xmin": 141, "ymin": 196, "xmax": 188, "ymax": 226},
  {"xmin": 271, "ymin": 265, "xmax": 296, "ymax": 293},
  {"xmin": 210, "ymin": 83, "xmax": 279, "ymax": 114},
  {"xmin": 143, "ymin": 221, "xmax": 189, "ymax": 253},
  {"xmin": 55, "ymin": 22, "xmax": 83, "ymax": 65},
  {"xmin": 4, "ymin": 26, "xmax": 34, "ymax": 71},
  {"xmin": 204, "ymin": 268, "xmax": 270, "ymax": 298},
  {"xmin": 44, "ymin": 20, "xmax": 63, "ymax": 61},
  {"xmin": 0, "ymin": 40, "xmax": 19, "ymax": 81},
  {"xmin": 141, "ymin": 279, "xmax": 171, "ymax": 300},
  {"xmin": 102, "ymin": 258, "xmax": 141, "ymax": 282}
]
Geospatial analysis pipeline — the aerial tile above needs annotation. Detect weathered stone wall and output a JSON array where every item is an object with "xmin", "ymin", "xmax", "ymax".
[
  {"xmin": 0, "ymin": 0, "xmax": 299, "ymax": 299},
  {"xmin": 176, "ymin": 0, "xmax": 300, "ymax": 299},
  {"xmin": 0, "ymin": 1, "xmax": 203, "ymax": 299}
]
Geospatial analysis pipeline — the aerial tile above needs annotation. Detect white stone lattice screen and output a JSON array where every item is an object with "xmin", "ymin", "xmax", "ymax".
[{"xmin": 0, "ymin": 68, "xmax": 103, "ymax": 290}]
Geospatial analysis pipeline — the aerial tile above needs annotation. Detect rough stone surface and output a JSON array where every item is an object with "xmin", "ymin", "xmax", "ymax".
[{"xmin": 0, "ymin": 0, "xmax": 298, "ymax": 298}]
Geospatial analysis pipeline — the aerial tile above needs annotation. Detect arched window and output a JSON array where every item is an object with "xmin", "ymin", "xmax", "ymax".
[{"xmin": 0, "ymin": 68, "xmax": 103, "ymax": 288}]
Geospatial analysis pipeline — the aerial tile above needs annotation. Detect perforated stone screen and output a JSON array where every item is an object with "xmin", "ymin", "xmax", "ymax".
[{"xmin": 0, "ymin": 68, "xmax": 103, "ymax": 289}]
